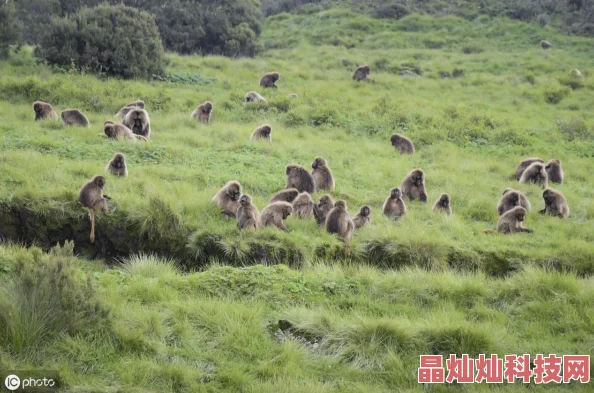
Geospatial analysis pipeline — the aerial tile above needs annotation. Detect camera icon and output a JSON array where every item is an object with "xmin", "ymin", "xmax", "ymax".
[{"xmin": 4, "ymin": 374, "xmax": 20, "ymax": 391}]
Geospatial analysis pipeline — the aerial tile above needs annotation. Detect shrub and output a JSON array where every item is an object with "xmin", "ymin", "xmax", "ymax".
[
  {"xmin": 0, "ymin": 1, "xmax": 23, "ymax": 59},
  {"xmin": 372, "ymin": 2, "xmax": 410, "ymax": 20},
  {"xmin": 558, "ymin": 76, "xmax": 584, "ymax": 90},
  {"xmin": 557, "ymin": 119, "xmax": 591, "ymax": 141},
  {"xmin": 544, "ymin": 87, "xmax": 570, "ymax": 104},
  {"xmin": 37, "ymin": 4, "xmax": 165, "ymax": 79}
]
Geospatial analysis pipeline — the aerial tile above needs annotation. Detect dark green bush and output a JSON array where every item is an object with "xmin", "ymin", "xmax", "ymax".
[
  {"xmin": 0, "ymin": 1, "xmax": 23, "ymax": 59},
  {"xmin": 372, "ymin": 2, "xmax": 410, "ymax": 20},
  {"xmin": 544, "ymin": 87, "xmax": 570, "ymax": 104}
]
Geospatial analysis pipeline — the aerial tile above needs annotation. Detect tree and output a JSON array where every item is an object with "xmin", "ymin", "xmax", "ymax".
[{"xmin": 0, "ymin": 1, "xmax": 23, "ymax": 58}]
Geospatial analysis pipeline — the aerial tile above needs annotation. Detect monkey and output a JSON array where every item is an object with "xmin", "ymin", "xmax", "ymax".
[
  {"xmin": 383, "ymin": 187, "xmax": 407, "ymax": 220},
  {"xmin": 292, "ymin": 192, "xmax": 314, "ymax": 219},
  {"xmin": 103, "ymin": 121, "xmax": 148, "ymax": 142},
  {"xmin": 260, "ymin": 72, "xmax": 280, "ymax": 88},
  {"xmin": 78, "ymin": 175, "xmax": 109, "ymax": 243},
  {"xmin": 61, "ymin": 109, "xmax": 90, "ymax": 127},
  {"xmin": 497, "ymin": 188, "xmax": 531, "ymax": 216},
  {"xmin": 540, "ymin": 188, "xmax": 570, "ymax": 218},
  {"xmin": 390, "ymin": 134, "xmax": 415, "ymax": 154},
  {"xmin": 212, "ymin": 181, "xmax": 242, "ymax": 217},
  {"xmin": 260, "ymin": 201, "xmax": 293, "ymax": 231},
  {"xmin": 116, "ymin": 100, "xmax": 145, "ymax": 118},
  {"xmin": 314, "ymin": 195, "xmax": 335, "ymax": 225},
  {"xmin": 191, "ymin": 101, "xmax": 213, "ymax": 124},
  {"xmin": 245, "ymin": 91, "xmax": 267, "ymax": 103},
  {"xmin": 400, "ymin": 169, "xmax": 428, "ymax": 202},
  {"xmin": 105, "ymin": 153, "xmax": 128, "ymax": 177},
  {"xmin": 540, "ymin": 40, "xmax": 552, "ymax": 49},
  {"xmin": 432, "ymin": 193, "xmax": 452, "ymax": 215},
  {"xmin": 33, "ymin": 101, "xmax": 58, "ymax": 121},
  {"xmin": 515, "ymin": 157, "xmax": 544, "ymax": 180},
  {"xmin": 270, "ymin": 188, "xmax": 299, "ymax": 204},
  {"xmin": 123, "ymin": 108, "xmax": 151, "ymax": 139},
  {"xmin": 251, "ymin": 124, "xmax": 272, "ymax": 142},
  {"xmin": 352, "ymin": 205, "xmax": 371, "ymax": 229},
  {"xmin": 325, "ymin": 200, "xmax": 355, "ymax": 255},
  {"xmin": 236, "ymin": 194, "xmax": 260, "ymax": 230},
  {"xmin": 545, "ymin": 159, "xmax": 564, "ymax": 184},
  {"xmin": 286, "ymin": 164, "xmax": 315, "ymax": 194},
  {"xmin": 311, "ymin": 157, "xmax": 335, "ymax": 191},
  {"xmin": 352, "ymin": 65, "xmax": 370, "ymax": 81},
  {"xmin": 519, "ymin": 162, "xmax": 549, "ymax": 188},
  {"xmin": 570, "ymin": 69, "xmax": 583, "ymax": 79},
  {"xmin": 497, "ymin": 206, "xmax": 533, "ymax": 234}
]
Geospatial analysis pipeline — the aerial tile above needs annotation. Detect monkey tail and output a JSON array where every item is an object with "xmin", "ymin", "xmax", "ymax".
[
  {"xmin": 483, "ymin": 229, "xmax": 496, "ymax": 234},
  {"xmin": 135, "ymin": 135, "xmax": 149, "ymax": 142}
]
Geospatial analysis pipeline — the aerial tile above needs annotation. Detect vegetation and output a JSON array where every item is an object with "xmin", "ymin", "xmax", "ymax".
[{"xmin": 0, "ymin": 1, "xmax": 23, "ymax": 59}]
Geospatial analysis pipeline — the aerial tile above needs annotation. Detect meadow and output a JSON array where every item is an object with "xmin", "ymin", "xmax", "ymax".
[{"xmin": 0, "ymin": 9, "xmax": 594, "ymax": 392}]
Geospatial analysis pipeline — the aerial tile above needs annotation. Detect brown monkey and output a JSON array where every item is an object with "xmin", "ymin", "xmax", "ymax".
[
  {"xmin": 540, "ymin": 188, "xmax": 570, "ymax": 218},
  {"xmin": 191, "ymin": 101, "xmax": 213, "ymax": 124},
  {"xmin": 570, "ymin": 69, "xmax": 583, "ymax": 79},
  {"xmin": 311, "ymin": 157, "xmax": 335, "ymax": 191},
  {"xmin": 260, "ymin": 201, "xmax": 293, "ymax": 231},
  {"xmin": 116, "ymin": 100, "xmax": 145, "ymax": 118},
  {"xmin": 292, "ymin": 192, "xmax": 314, "ymax": 219},
  {"xmin": 353, "ymin": 65, "xmax": 370, "ymax": 81},
  {"xmin": 519, "ymin": 162, "xmax": 549, "ymax": 188},
  {"xmin": 515, "ymin": 157, "xmax": 544, "ymax": 180},
  {"xmin": 105, "ymin": 153, "xmax": 128, "ymax": 177},
  {"xmin": 286, "ymin": 164, "xmax": 315, "ymax": 193},
  {"xmin": 400, "ymin": 169, "xmax": 428, "ymax": 202},
  {"xmin": 270, "ymin": 188, "xmax": 299, "ymax": 204},
  {"xmin": 245, "ymin": 91, "xmax": 266, "ymax": 103},
  {"xmin": 545, "ymin": 159, "xmax": 564, "ymax": 184},
  {"xmin": 78, "ymin": 175, "xmax": 109, "ymax": 243},
  {"xmin": 497, "ymin": 206, "xmax": 533, "ymax": 234},
  {"xmin": 260, "ymin": 72, "xmax": 280, "ymax": 88},
  {"xmin": 61, "ymin": 109, "xmax": 90, "ymax": 127},
  {"xmin": 123, "ymin": 108, "xmax": 151, "ymax": 139},
  {"xmin": 212, "ymin": 181, "xmax": 242, "ymax": 217},
  {"xmin": 352, "ymin": 205, "xmax": 371, "ymax": 229},
  {"xmin": 383, "ymin": 187, "xmax": 407, "ymax": 219},
  {"xmin": 103, "ymin": 121, "xmax": 148, "ymax": 142},
  {"xmin": 33, "ymin": 101, "xmax": 58, "ymax": 121},
  {"xmin": 498, "ymin": 188, "xmax": 531, "ymax": 216},
  {"xmin": 236, "ymin": 194, "xmax": 260, "ymax": 230},
  {"xmin": 540, "ymin": 40, "xmax": 552, "ymax": 49},
  {"xmin": 325, "ymin": 200, "xmax": 355, "ymax": 255},
  {"xmin": 390, "ymin": 134, "xmax": 415, "ymax": 154},
  {"xmin": 314, "ymin": 195, "xmax": 335, "ymax": 225},
  {"xmin": 251, "ymin": 124, "xmax": 272, "ymax": 142},
  {"xmin": 432, "ymin": 193, "xmax": 452, "ymax": 215}
]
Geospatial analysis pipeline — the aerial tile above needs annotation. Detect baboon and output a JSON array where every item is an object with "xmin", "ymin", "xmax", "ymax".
[
  {"xmin": 545, "ymin": 159, "xmax": 564, "ymax": 184},
  {"xmin": 191, "ymin": 101, "xmax": 213, "ymax": 124},
  {"xmin": 236, "ymin": 194, "xmax": 260, "ymax": 230},
  {"xmin": 314, "ymin": 195, "xmax": 335, "ymax": 225},
  {"xmin": 519, "ymin": 162, "xmax": 549, "ymax": 188},
  {"xmin": 570, "ymin": 69, "xmax": 583, "ymax": 79},
  {"xmin": 116, "ymin": 100, "xmax": 145, "ymax": 118},
  {"xmin": 270, "ymin": 188, "xmax": 299, "ymax": 204},
  {"xmin": 245, "ymin": 91, "xmax": 266, "ymax": 103},
  {"xmin": 390, "ymin": 134, "xmax": 415, "ymax": 154},
  {"xmin": 251, "ymin": 124, "xmax": 272, "ymax": 142},
  {"xmin": 325, "ymin": 200, "xmax": 355, "ymax": 255},
  {"xmin": 383, "ymin": 187, "xmax": 407, "ymax": 219},
  {"xmin": 352, "ymin": 205, "xmax": 371, "ymax": 229},
  {"xmin": 497, "ymin": 206, "xmax": 533, "ymax": 234},
  {"xmin": 497, "ymin": 188, "xmax": 531, "ymax": 216},
  {"xmin": 286, "ymin": 164, "xmax": 315, "ymax": 193},
  {"xmin": 61, "ymin": 109, "xmax": 90, "ymax": 127},
  {"xmin": 212, "ymin": 181, "xmax": 242, "ymax": 217},
  {"xmin": 103, "ymin": 121, "xmax": 148, "ymax": 141},
  {"xmin": 311, "ymin": 157, "xmax": 335, "ymax": 191},
  {"xmin": 540, "ymin": 188, "xmax": 570, "ymax": 218},
  {"xmin": 260, "ymin": 201, "xmax": 293, "ymax": 231},
  {"xmin": 78, "ymin": 175, "xmax": 109, "ymax": 243},
  {"xmin": 540, "ymin": 40, "xmax": 552, "ymax": 49},
  {"xmin": 123, "ymin": 108, "xmax": 151, "ymax": 139},
  {"xmin": 292, "ymin": 192, "xmax": 314, "ymax": 219},
  {"xmin": 515, "ymin": 157, "xmax": 544, "ymax": 180},
  {"xmin": 33, "ymin": 101, "xmax": 58, "ymax": 121},
  {"xmin": 260, "ymin": 72, "xmax": 280, "ymax": 88},
  {"xmin": 353, "ymin": 65, "xmax": 370, "ymax": 81},
  {"xmin": 105, "ymin": 153, "xmax": 128, "ymax": 177},
  {"xmin": 400, "ymin": 169, "xmax": 428, "ymax": 202},
  {"xmin": 432, "ymin": 193, "xmax": 452, "ymax": 215}
]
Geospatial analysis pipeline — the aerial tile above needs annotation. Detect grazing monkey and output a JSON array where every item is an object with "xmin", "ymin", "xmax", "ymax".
[
  {"xmin": 353, "ymin": 65, "xmax": 370, "ymax": 81},
  {"xmin": 33, "ymin": 101, "xmax": 58, "ymax": 121},
  {"xmin": 383, "ymin": 187, "xmax": 407, "ymax": 220},
  {"xmin": 245, "ymin": 91, "xmax": 266, "ymax": 103},
  {"xmin": 105, "ymin": 153, "xmax": 128, "ymax": 177},
  {"xmin": 400, "ymin": 169, "xmax": 428, "ymax": 202},
  {"xmin": 311, "ymin": 157, "xmax": 335, "ymax": 191},
  {"xmin": 352, "ymin": 205, "xmax": 371, "ymax": 229},
  {"xmin": 515, "ymin": 157, "xmax": 544, "ymax": 180},
  {"xmin": 570, "ymin": 69, "xmax": 583, "ymax": 79},
  {"xmin": 260, "ymin": 201, "xmax": 293, "ymax": 231},
  {"xmin": 78, "ymin": 175, "xmax": 109, "ymax": 243},
  {"xmin": 325, "ymin": 200, "xmax": 355, "ymax": 255},
  {"xmin": 540, "ymin": 40, "xmax": 552, "ymax": 49},
  {"xmin": 433, "ymin": 193, "xmax": 452, "ymax": 215},
  {"xmin": 103, "ymin": 121, "xmax": 148, "ymax": 141},
  {"xmin": 251, "ymin": 124, "xmax": 272, "ymax": 142},
  {"xmin": 545, "ymin": 159, "xmax": 564, "ymax": 184},
  {"xmin": 286, "ymin": 164, "xmax": 315, "ymax": 194},
  {"xmin": 61, "ymin": 109, "xmax": 90, "ymax": 127},
  {"xmin": 497, "ymin": 206, "xmax": 533, "ymax": 234},
  {"xmin": 123, "ymin": 108, "xmax": 151, "ymax": 139},
  {"xmin": 260, "ymin": 72, "xmax": 280, "ymax": 88},
  {"xmin": 116, "ymin": 100, "xmax": 145, "ymax": 118},
  {"xmin": 236, "ymin": 194, "xmax": 260, "ymax": 230},
  {"xmin": 519, "ymin": 162, "xmax": 549, "ymax": 188},
  {"xmin": 191, "ymin": 101, "xmax": 213, "ymax": 124},
  {"xmin": 314, "ymin": 195, "xmax": 335, "ymax": 225},
  {"xmin": 390, "ymin": 134, "xmax": 415, "ymax": 154},
  {"xmin": 292, "ymin": 192, "xmax": 314, "ymax": 219},
  {"xmin": 497, "ymin": 188, "xmax": 531, "ymax": 216},
  {"xmin": 212, "ymin": 181, "xmax": 242, "ymax": 217},
  {"xmin": 540, "ymin": 188, "xmax": 570, "ymax": 218},
  {"xmin": 270, "ymin": 188, "xmax": 299, "ymax": 204}
]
